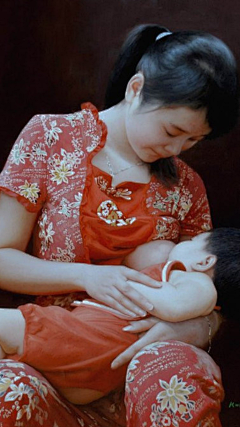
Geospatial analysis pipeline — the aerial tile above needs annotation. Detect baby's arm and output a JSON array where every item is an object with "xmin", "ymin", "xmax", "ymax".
[
  {"xmin": 128, "ymin": 270, "xmax": 217, "ymax": 322},
  {"xmin": 123, "ymin": 240, "xmax": 175, "ymax": 270}
]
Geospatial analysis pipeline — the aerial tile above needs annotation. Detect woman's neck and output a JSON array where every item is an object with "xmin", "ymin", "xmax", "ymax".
[
  {"xmin": 99, "ymin": 103, "xmax": 138, "ymax": 161},
  {"xmin": 95, "ymin": 103, "xmax": 150, "ymax": 186}
]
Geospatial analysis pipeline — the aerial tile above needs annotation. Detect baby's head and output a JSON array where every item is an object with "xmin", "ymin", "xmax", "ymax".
[{"xmin": 169, "ymin": 228, "xmax": 240, "ymax": 321}]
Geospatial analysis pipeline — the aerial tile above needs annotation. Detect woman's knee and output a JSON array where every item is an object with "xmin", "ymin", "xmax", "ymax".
[
  {"xmin": 0, "ymin": 360, "xmax": 85, "ymax": 426},
  {"xmin": 125, "ymin": 341, "xmax": 224, "ymax": 426}
]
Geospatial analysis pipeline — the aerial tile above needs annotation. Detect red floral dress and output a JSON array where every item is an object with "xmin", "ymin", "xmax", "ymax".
[{"xmin": 0, "ymin": 103, "xmax": 223, "ymax": 426}]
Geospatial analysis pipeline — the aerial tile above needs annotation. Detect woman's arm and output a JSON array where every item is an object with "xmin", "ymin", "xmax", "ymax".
[
  {"xmin": 111, "ymin": 311, "xmax": 222, "ymax": 369},
  {"xmin": 0, "ymin": 193, "xmax": 162, "ymax": 317}
]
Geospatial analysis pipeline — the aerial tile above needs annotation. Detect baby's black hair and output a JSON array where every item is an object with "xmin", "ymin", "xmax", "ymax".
[{"xmin": 206, "ymin": 228, "xmax": 240, "ymax": 322}]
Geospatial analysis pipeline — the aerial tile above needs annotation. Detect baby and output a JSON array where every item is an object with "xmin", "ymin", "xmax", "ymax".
[{"xmin": 0, "ymin": 228, "xmax": 239, "ymax": 405}]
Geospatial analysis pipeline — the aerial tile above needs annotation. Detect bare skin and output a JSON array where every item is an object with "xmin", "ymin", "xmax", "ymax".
[{"xmin": 0, "ymin": 194, "xmax": 162, "ymax": 318}]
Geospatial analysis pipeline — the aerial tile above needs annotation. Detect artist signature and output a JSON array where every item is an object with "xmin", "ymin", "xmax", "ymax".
[{"xmin": 228, "ymin": 401, "xmax": 240, "ymax": 408}]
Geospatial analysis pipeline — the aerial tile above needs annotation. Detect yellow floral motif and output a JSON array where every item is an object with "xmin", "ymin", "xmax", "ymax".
[
  {"xmin": 19, "ymin": 181, "xmax": 40, "ymax": 203},
  {"xmin": 156, "ymin": 374, "xmax": 195, "ymax": 413},
  {"xmin": 50, "ymin": 161, "xmax": 74, "ymax": 185}
]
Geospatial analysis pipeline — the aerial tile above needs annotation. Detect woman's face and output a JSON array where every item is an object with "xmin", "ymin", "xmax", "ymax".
[{"xmin": 124, "ymin": 100, "xmax": 211, "ymax": 162}]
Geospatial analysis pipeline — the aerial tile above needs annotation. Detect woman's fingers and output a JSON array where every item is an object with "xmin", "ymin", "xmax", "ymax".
[
  {"xmin": 119, "ymin": 282, "xmax": 154, "ymax": 313},
  {"xmin": 83, "ymin": 265, "xmax": 161, "ymax": 316},
  {"xmin": 111, "ymin": 319, "xmax": 166, "ymax": 369},
  {"xmin": 111, "ymin": 336, "xmax": 149, "ymax": 369},
  {"xmin": 122, "ymin": 316, "xmax": 159, "ymax": 333},
  {"xmin": 127, "ymin": 269, "xmax": 162, "ymax": 288},
  {"xmin": 100, "ymin": 277, "xmax": 153, "ymax": 316},
  {"xmin": 105, "ymin": 294, "xmax": 146, "ymax": 317}
]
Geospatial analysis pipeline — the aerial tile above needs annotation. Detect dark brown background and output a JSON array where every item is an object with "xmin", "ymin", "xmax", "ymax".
[{"xmin": 0, "ymin": 1, "xmax": 240, "ymax": 425}]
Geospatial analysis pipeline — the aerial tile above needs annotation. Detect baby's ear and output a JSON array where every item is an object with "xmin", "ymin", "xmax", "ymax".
[{"xmin": 191, "ymin": 254, "xmax": 217, "ymax": 272}]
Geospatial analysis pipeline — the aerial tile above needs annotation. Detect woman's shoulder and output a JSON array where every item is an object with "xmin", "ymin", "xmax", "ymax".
[
  {"xmin": 15, "ymin": 103, "xmax": 107, "ymax": 154},
  {"xmin": 27, "ymin": 103, "xmax": 100, "ymax": 132},
  {"xmin": 175, "ymin": 157, "xmax": 204, "ymax": 185}
]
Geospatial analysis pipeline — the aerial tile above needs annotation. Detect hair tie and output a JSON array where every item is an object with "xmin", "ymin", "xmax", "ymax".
[{"xmin": 155, "ymin": 31, "xmax": 172, "ymax": 42}]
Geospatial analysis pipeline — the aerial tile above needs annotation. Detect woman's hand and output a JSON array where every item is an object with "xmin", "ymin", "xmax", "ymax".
[
  {"xmin": 80, "ymin": 264, "xmax": 162, "ymax": 318},
  {"xmin": 111, "ymin": 311, "xmax": 222, "ymax": 369}
]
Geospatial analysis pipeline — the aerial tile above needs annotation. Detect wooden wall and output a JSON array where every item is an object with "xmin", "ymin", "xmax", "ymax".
[{"xmin": 0, "ymin": 1, "xmax": 240, "ymax": 425}]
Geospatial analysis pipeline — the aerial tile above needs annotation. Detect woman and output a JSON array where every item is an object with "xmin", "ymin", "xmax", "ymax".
[{"xmin": 0, "ymin": 24, "xmax": 238, "ymax": 426}]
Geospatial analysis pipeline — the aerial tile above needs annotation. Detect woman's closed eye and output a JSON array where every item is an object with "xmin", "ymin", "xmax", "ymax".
[{"xmin": 165, "ymin": 129, "xmax": 176, "ymax": 137}]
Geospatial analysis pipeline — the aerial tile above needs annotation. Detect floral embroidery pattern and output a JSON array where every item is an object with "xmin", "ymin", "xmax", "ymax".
[
  {"xmin": 39, "ymin": 210, "xmax": 55, "ymax": 255},
  {"xmin": 125, "ymin": 341, "xmax": 224, "ymax": 427},
  {"xmin": 146, "ymin": 160, "xmax": 212, "ymax": 236},
  {"xmin": 10, "ymin": 138, "xmax": 31, "ymax": 165},
  {"xmin": 19, "ymin": 181, "xmax": 41, "ymax": 204},
  {"xmin": 43, "ymin": 119, "xmax": 63, "ymax": 147},
  {"xmin": 0, "ymin": 360, "xmax": 71, "ymax": 426},
  {"xmin": 50, "ymin": 160, "xmax": 74, "ymax": 185},
  {"xmin": 156, "ymin": 374, "xmax": 196, "ymax": 416},
  {"xmin": 65, "ymin": 112, "xmax": 85, "ymax": 128},
  {"xmin": 152, "ymin": 187, "xmax": 193, "ymax": 220},
  {"xmin": 96, "ymin": 176, "xmax": 132, "ymax": 200},
  {"xmin": 58, "ymin": 193, "xmax": 82, "ymax": 219},
  {"xmin": 31, "ymin": 142, "xmax": 48, "ymax": 161},
  {"xmin": 153, "ymin": 217, "xmax": 179, "ymax": 241},
  {"xmin": 97, "ymin": 200, "xmax": 136, "ymax": 226},
  {"xmin": 50, "ymin": 236, "xmax": 76, "ymax": 262}
]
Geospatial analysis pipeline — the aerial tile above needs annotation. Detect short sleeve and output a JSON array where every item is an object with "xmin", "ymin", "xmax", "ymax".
[
  {"xmin": 176, "ymin": 159, "xmax": 212, "ymax": 236},
  {"xmin": 0, "ymin": 115, "xmax": 48, "ymax": 212}
]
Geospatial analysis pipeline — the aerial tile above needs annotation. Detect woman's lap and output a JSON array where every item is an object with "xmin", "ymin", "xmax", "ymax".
[{"xmin": 0, "ymin": 341, "xmax": 224, "ymax": 427}]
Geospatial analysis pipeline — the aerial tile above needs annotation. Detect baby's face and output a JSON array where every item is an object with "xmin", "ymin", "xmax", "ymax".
[{"xmin": 168, "ymin": 233, "xmax": 211, "ymax": 271}]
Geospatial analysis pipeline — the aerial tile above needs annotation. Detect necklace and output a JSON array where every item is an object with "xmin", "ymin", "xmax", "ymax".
[{"xmin": 105, "ymin": 154, "xmax": 144, "ymax": 178}]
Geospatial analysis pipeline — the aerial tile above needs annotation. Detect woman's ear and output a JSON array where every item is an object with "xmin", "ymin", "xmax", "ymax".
[
  {"xmin": 125, "ymin": 72, "xmax": 144, "ymax": 103},
  {"xmin": 191, "ymin": 255, "xmax": 217, "ymax": 272}
]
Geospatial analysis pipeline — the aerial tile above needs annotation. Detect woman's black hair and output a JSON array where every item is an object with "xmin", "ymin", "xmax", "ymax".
[
  {"xmin": 105, "ymin": 24, "xmax": 239, "ymax": 186},
  {"xmin": 206, "ymin": 228, "xmax": 240, "ymax": 322}
]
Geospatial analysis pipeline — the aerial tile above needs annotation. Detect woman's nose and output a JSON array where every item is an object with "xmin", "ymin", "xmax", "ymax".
[{"xmin": 165, "ymin": 141, "xmax": 183, "ymax": 156}]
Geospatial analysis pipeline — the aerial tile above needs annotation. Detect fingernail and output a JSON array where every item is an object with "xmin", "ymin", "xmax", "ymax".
[
  {"xmin": 123, "ymin": 326, "xmax": 132, "ymax": 331},
  {"xmin": 146, "ymin": 303, "xmax": 154, "ymax": 311},
  {"xmin": 111, "ymin": 362, "xmax": 118, "ymax": 370},
  {"xmin": 138, "ymin": 310, "xmax": 147, "ymax": 317}
]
